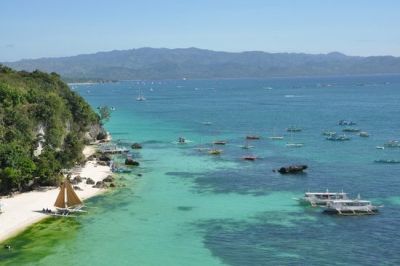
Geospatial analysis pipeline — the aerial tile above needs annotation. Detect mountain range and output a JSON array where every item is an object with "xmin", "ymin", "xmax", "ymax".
[{"xmin": 4, "ymin": 47, "xmax": 400, "ymax": 81}]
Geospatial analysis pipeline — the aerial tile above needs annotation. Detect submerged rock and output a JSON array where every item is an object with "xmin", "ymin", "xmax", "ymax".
[
  {"xmin": 131, "ymin": 143, "xmax": 143, "ymax": 149},
  {"xmin": 125, "ymin": 158, "xmax": 140, "ymax": 166}
]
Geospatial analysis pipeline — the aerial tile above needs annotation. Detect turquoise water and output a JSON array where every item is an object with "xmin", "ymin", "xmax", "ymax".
[{"xmin": 2, "ymin": 76, "xmax": 400, "ymax": 265}]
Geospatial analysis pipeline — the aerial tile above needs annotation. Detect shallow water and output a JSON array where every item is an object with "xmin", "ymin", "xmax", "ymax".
[{"xmin": 2, "ymin": 76, "xmax": 400, "ymax": 265}]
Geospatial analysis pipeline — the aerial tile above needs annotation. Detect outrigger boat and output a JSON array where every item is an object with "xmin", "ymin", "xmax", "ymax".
[
  {"xmin": 53, "ymin": 180, "xmax": 85, "ymax": 217},
  {"xmin": 358, "ymin": 131, "xmax": 369, "ymax": 137},
  {"xmin": 326, "ymin": 134, "xmax": 350, "ymax": 141},
  {"xmin": 246, "ymin": 135, "xmax": 260, "ymax": 140},
  {"xmin": 383, "ymin": 140, "xmax": 400, "ymax": 148},
  {"xmin": 242, "ymin": 155, "xmax": 257, "ymax": 161},
  {"xmin": 286, "ymin": 126, "xmax": 302, "ymax": 132},
  {"xmin": 286, "ymin": 143, "xmax": 304, "ymax": 148},
  {"xmin": 269, "ymin": 136, "xmax": 284, "ymax": 140},
  {"xmin": 208, "ymin": 149, "xmax": 222, "ymax": 155},
  {"xmin": 323, "ymin": 198, "xmax": 380, "ymax": 215},
  {"xmin": 342, "ymin": 127, "xmax": 361, "ymax": 133},
  {"xmin": 276, "ymin": 165, "xmax": 307, "ymax": 174},
  {"xmin": 322, "ymin": 131, "xmax": 336, "ymax": 136},
  {"xmin": 338, "ymin": 120, "xmax": 356, "ymax": 126},
  {"xmin": 298, "ymin": 190, "xmax": 348, "ymax": 207},
  {"xmin": 374, "ymin": 159, "xmax": 400, "ymax": 164}
]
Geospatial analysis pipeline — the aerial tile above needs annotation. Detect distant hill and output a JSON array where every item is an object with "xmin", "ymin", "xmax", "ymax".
[{"xmin": 4, "ymin": 48, "xmax": 400, "ymax": 81}]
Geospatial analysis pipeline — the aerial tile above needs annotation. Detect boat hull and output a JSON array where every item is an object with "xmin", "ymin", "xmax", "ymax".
[{"xmin": 323, "ymin": 208, "xmax": 379, "ymax": 215}]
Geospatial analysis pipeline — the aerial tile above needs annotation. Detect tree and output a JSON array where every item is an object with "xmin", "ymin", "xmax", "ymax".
[{"xmin": 98, "ymin": 105, "xmax": 111, "ymax": 124}]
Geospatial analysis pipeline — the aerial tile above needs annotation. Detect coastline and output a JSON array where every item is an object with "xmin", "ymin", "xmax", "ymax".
[{"xmin": 0, "ymin": 144, "xmax": 113, "ymax": 243}]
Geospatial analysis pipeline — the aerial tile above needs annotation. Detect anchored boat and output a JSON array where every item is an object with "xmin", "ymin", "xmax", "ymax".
[
  {"xmin": 276, "ymin": 165, "xmax": 307, "ymax": 174},
  {"xmin": 342, "ymin": 127, "xmax": 361, "ymax": 133},
  {"xmin": 298, "ymin": 190, "xmax": 348, "ymax": 207},
  {"xmin": 323, "ymin": 198, "xmax": 380, "ymax": 215},
  {"xmin": 208, "ymin": 149, "xmax": 222, "ymax": 155},
  {"xmin": 326, "ymin": 134, "xmax": 350, "ymax": 141},
  {"xmin": 242, "ymin": 155, "xmax": 257, "ymax": 161},
  {"xmin": 246, "ymin": 135, "xmax": 260, "ymax": 140},
  {"xmin": 338, "ymin": 120, "xmax": 356, "ymax": 126}
]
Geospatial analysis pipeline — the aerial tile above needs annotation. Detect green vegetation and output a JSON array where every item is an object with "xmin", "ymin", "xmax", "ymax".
[
  {"xmin": 0, "ymin": 65, "xmax": 101, "ymax": 194},
  {"xmin": 98, "ymin": 105, "xmax": 111, "ymax": 124}
]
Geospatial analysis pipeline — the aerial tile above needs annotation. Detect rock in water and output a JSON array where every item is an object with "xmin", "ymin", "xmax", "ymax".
[
  {"xmin": 125, "ymin": 158, "xmax": 140, "ymax": 166},
  {"xmin": 131, "ymin": 143, "xmax": 143, "ymax": 149}
]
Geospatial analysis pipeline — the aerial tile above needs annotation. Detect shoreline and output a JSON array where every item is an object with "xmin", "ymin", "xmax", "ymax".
[{"xmin": 0, "ymin": 144, "xmax": 113, "ymax": 243}]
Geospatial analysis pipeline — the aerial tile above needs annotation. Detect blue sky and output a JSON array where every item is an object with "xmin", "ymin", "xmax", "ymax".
[{"xmin": 1, "ymin": 0, "xmax": 399, "ymax": 61}]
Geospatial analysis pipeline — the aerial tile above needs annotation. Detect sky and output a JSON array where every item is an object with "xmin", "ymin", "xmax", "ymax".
[{"xmin": 1, "ymin": 0, "xmax": 400, "ymax": 61}]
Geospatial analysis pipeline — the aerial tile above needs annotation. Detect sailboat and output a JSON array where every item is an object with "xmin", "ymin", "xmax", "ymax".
[
  {"xmin": 286, "ymin": 131, "xmax": 303, "ymax": 148},
  {"xmin": 136, "ymin": 88, "xmax": 146, "ymax": 101},
  {"xmin": 53, "ymin": 180, "xmax": 85, "ymax": 216},
  {"xmin": 269, "ymin": 127, "xmax": 284, "ymax": 140},
  {"xmin": 240, "ymin": 139, "xmax": 254, "ymax": 149}
]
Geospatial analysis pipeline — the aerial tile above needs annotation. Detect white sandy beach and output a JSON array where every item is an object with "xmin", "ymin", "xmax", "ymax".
[{"xmin": 0, "ymin": 145, "xmax": 112, "ymax": 243}]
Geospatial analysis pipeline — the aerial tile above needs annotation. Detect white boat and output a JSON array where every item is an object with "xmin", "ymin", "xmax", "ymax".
[
  {"xmin": 374, "ymin": 159, "xmax": 400, "ymax": 164},
  {"xmin": 136, "ymin": 88, "xmax": 146, "ymax": 101},
  {"xmin": 322, "ymin": 131, "xmax": 336, "ymax": 136},
  {"xmin": 298, "ymin": 191, "xmax": 348, "ymax": 207},
  {"xmin": 269, "ymin": 136, "xmax": 284, "ymax": 140},
  {"xmin": 383, "ymin": 140, "xmax": 400, "ymax": 148},
  {"xmin": 286, "ymin": 131, "xmax": 303, "ymax": 147},
  {"xmin": 269, "ymin": 127, "xmax": 284, "ymax": 140},
  {"xmin": 358, "ymin": 131, "xmax": 369, "ymax": 137},
  {"xmin": 240, "ymin": 140, "xmax": 254, "ymax": 149},
  {"xmin": 338, "ymin": 120, "xmax": 356, "ymax": 126},
  {"xmin": 286, "ymin": 126, "xmax": 302, "ymax": 132},
  {"xmin": 376, "ymin": 146, "xmax": 385, "ymax": 150},
  {"xmin": 286, "ymin": 143, "xmax": 303, "ymax": 147},
  {"xmin": 342, "ymin": 127, "xmax": 361, "ymax": 133},
  {"xmin": 323, "ymin": 198, "xmax": 380, "ymax": 215},
  {"xmin": 326, "ymin": 134, "xmax": 350, "ymax": 141}
]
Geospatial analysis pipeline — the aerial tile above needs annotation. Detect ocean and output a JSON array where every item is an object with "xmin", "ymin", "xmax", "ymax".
[{"xmin": 1, "ymin": 75, "xmax": 400, "ymax": 265}]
